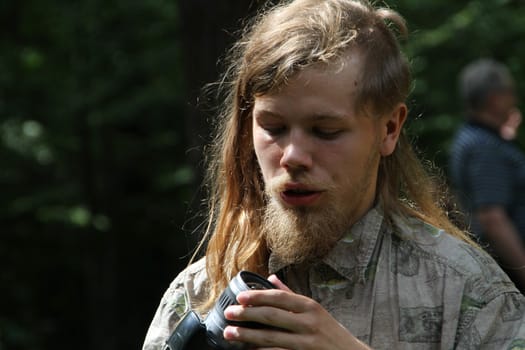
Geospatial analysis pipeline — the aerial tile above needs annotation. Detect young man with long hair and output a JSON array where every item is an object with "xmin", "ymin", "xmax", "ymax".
[{"xmin": 144, "ymin": 1, "xmax": 525, "ymax": 349}]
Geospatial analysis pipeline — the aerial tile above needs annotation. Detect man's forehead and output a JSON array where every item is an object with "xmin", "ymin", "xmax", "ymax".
[
  {"xmin": 253, "ymin": 99, "xmax": 349, "ymax": 121},
  {"xmin": 255, "ymin": 48, "xmax": 363, "ymax": 96},
  {"xmin": 297, "ymin": 49, "xmax": 363, "ymax": 81}
]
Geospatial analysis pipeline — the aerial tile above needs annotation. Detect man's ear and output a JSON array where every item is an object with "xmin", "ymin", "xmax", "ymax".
[{"xmin": 379, "ymin": 103, "xmax": 408, "ymax": 157}]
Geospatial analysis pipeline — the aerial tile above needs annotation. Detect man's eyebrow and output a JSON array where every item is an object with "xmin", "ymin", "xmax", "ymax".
[
  {"xmin": 310, "ymin": 112, "xmax": 348, "ymax": 121},
  {"xmin": 253, "ymin": 109, "xmax": 282, "ymax": 118},
  {"xmin": 254, "ymin": 109, "xmax": 349, "ymax": 121}
]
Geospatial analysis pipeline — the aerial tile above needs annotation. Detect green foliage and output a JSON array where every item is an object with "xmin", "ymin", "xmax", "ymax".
[
  {"xmin": 396, "ymin": 0, "xmax": 525, "ymax": 165},
  {"xmin": 0, "ymin": 0, "xmax": 193, "ymax": 349}
]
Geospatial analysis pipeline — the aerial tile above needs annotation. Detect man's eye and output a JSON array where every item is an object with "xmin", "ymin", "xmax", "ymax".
[
  {"xmin": 313, "ymin": 127, "xmax": 341, "ymax": 139},
  {"xmin": 263, "ymin": 125, "xmax": 286, "ymax": 135}
]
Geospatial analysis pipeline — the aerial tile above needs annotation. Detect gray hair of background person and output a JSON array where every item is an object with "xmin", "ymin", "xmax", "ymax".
[{"xmin": 459, "ymin": 58, "xmax": 515, "ymax": 113}]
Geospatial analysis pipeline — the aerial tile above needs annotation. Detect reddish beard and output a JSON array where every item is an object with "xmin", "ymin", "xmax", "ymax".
[
  {"xmin": 261, "ymin": 135, "xmax": 381, "ymax": 266},
  {"xmin": 262, "ymin": 175, "xmax": 352, "ymax": 266}
]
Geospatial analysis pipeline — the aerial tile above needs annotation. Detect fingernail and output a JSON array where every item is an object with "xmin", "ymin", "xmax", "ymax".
[
  {"xmin": 224, "ymin": 305, "xmax": 240, "ymax": 319},
  {"xmin": 236, "ymin": 291, "xmax": 249, "ymax": 302},
  {"xmin": 224, "ymin": 326, "xmax": 239, "ymax": 339}
]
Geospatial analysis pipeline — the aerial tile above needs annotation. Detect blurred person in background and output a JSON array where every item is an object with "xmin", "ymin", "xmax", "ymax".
[
  {"xmin": 450, "ymin": 58, "xmax": 525, "ymax": 293},
  {"xmin": 144, "ymin": 2, "xmax": 525, "ymax": 350}
]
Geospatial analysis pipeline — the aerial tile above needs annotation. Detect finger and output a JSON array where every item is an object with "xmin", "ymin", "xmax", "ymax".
[
  {"xmin": 267, "ymin": 274, "xmax": 292, "ymax": 292},
  {"xmin": 236, "ymin": 288, "xmax": 319, "ymax": 314},
  {"xmin": 225, "ymin": 304, "xmax": 301, "ymax": 331},
  {"xmin": 224, "ymin": 325, "xmax": 305, "ymax": 349}
]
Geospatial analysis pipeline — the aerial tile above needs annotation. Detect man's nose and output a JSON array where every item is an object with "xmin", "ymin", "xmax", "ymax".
[{"xmin": 280, "ymin": 132, "xmax": 313, "ymax": 170}]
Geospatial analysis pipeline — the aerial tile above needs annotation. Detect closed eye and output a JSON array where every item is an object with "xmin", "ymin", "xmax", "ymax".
[
  {"xmin": 261, "ymin": 125, "xmax": 287, "ymax": 136},
  {"xmin": 312, "ymin": 127, "xmax": 342, "ymax": 140}
]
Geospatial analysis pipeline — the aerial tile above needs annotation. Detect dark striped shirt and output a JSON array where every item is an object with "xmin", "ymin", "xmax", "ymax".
[{"xmin": 449, "ymin": 121, "xmax": 525, "ymax": 241}]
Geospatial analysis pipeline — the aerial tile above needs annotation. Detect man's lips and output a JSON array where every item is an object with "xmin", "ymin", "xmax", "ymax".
[{"xmin": 279, "ymin": 184, "xmax": 323, "ymax": 206}]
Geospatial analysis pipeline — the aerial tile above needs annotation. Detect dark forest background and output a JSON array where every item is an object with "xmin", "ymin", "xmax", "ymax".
[{"xmin": 1, "ymin": 0, "xmax": 524, "ymax": 349}]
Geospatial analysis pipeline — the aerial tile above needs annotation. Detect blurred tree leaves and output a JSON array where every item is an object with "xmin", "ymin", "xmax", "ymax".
[
  {"xmin": 1, "ymin": 0, "xmax": 190, "ymax": 349},
  {"xmin": 399, "ymin": 0, "xmax": 525, "ymax": 165}
]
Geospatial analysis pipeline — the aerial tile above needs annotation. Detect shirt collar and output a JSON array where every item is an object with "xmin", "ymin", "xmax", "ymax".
[
  {"xmin": 322, "ymin": 205, "xmax": 384, "ymax": 283},
  {"xmin": 466, "ymin": 120, "xmax": 501, "ymax": 138}
]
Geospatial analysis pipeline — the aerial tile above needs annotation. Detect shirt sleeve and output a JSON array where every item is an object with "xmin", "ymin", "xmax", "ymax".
[
  {"xmin": 466, "ymin": 145, "xmax": 514, "ymax": 209},
  {"xmin": 142, "ymin": 259, "xmax": 208, "ymax": 350},
  {"xmin": 142, "ymin": 276, "xmax": 189, "ymax": 350},
  {"xmin": 455, "ymin": 291, "xmax": 525, "ymax": 349}
]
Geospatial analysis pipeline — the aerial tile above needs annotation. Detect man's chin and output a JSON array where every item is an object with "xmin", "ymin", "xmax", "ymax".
[
  {"xmin": 274, "ymin": 199, "xmax": 325, "ymax": 216},
  {"xmin": 263, "ymin": 202, "xmax": 346, "ymax": 266}
]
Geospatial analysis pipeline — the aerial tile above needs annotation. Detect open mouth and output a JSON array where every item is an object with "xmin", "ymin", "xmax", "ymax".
[
  {"xmin": 280, "ymin": 187, "xmax": 322, "ymax": 206},
  {"xmin": 283, "ymin": 189, "xmax": 317, "ymax": 197}
]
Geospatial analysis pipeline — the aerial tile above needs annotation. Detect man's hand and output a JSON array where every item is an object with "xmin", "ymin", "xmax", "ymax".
[{"xmin": 223, "ymin": 275, "xmax": 371, "ymax": 350}]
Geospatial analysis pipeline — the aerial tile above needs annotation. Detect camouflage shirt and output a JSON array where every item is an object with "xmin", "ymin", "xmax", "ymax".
[{"xmin": 143, "ymin": 207, "xmax": 525, "ymax": 349}]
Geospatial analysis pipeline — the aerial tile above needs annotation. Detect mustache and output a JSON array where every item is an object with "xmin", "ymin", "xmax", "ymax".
[{"xmin": 266, "ymin": 173, "xmax": 336, "ymax": 195}]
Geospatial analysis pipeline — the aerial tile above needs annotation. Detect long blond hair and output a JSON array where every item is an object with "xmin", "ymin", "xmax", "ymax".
[{"xmin": 193, "ymin": 0, "xmax": 475, "ymax": 311}]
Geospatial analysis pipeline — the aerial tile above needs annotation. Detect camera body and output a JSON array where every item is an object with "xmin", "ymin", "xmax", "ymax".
[{"xmin": 164, "ymin": 271, "xmax": 276, "ymax": 350}]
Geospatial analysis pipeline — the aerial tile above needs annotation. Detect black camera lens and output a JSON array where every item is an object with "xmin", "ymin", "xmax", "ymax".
[
  {"xmin": 204, "ymin": 271, "xmax": 275, "ymax": 350},
  {"xmin": 246, "ymin": 281, "xmax": 268, "ymax": 290}
]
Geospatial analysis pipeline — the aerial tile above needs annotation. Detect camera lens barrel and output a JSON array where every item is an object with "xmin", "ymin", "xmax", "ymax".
[{"xmin": 204, "ymin": 271, "xmax": 275, "ymax": 350}]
